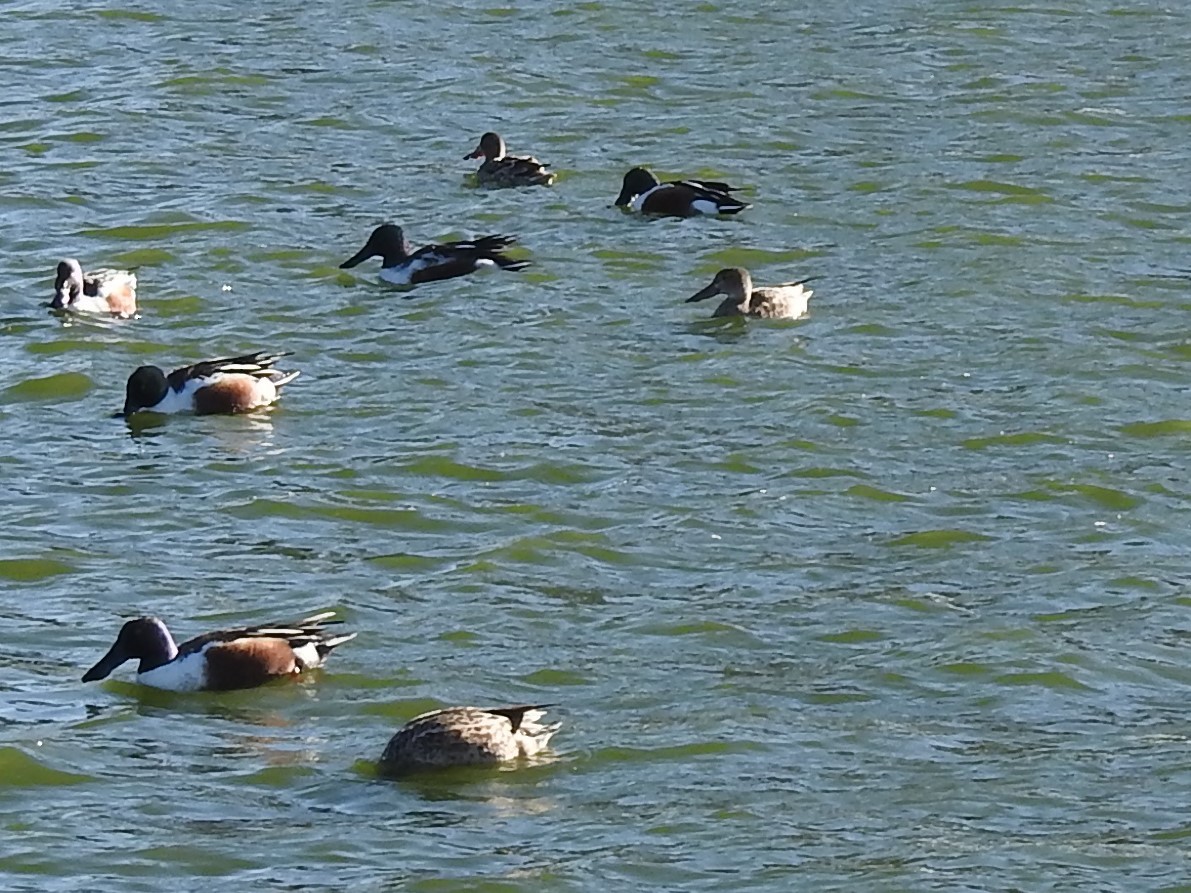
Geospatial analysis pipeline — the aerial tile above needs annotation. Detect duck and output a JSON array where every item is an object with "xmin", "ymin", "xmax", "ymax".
[
  {"xmin": 378, "ymin": 704, "xmax": 561, "ymax": 776},
  {"xmin": 614, "ymin": 167, "xmax": 750, "ymax": 217},
  {"xmin": 686, "ymin": 267, "xmax": 816, "ymax": 319},
  {"xmin": 51, "ymin": 258, "xmax": 137, "ymax": 317},
  {"xmin": 81, "ymin": 612, "xmax": 356, "ymax": 692},
  {"xmin": 120, "ymin": 350, "xmax": 299, "ymax": 418},
  {"xmin": 465, "ymin": 132, "xmax": 556, "ymax": 188},
  {"xmin": 339, "ymin": 224, "xmax": 530, "ymax": 286}
]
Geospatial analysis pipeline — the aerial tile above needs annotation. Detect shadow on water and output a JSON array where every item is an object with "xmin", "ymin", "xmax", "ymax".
[
  {"xmin": 120, "ymin": 409, "xmax": 278, "ymax": 452},
  {"xmin": 347, "ymin": 762, "xmax": 567, "ymax": 826},
  {"xmin": 119, "ymin": 412, "xmax": 170, "ymax": 438},
  {"xmin": 680, "ymin": 317, "xmax": 751, "ymax": 344},
  {"xmin": 80, "ymin": 677, "xmax": 324, "ymax": 726},
  {"xmin": 48, "ymin": 308, "xmax": 139, "ymax": 329}
]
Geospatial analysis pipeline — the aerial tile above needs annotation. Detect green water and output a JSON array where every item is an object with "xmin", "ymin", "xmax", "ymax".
[{"xmin": 3, "ymin": 1, "xmax": 1191, "ymax": 890}]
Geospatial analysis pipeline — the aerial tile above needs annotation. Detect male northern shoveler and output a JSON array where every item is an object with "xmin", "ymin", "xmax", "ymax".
[
  {"xmin": 81, "ymin": 612, "xmax": 356, "ymax": 692},
  {"xmin": 377, "ymin": 704, "xmax": 561, "ymax": 775},
  {"xmin": 464, "ymin": 132, "xmax": 556, "ymax": 188},
  {"xmin": 339, "ymin": 224, "xmax": 530, "ymax": 286},
  {"xmin": 51, "ymin": 258, "xmax": 137, "ymax": 317},
  {"xmin": 120, "ymin": 351, "xmax": 299, "ymax": 418},
  {"xmin": 614, "ymin": 167, "xmax": 750, "ymax": 217}
]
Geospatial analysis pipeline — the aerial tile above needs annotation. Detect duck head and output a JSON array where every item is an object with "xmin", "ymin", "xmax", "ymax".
[
  {"xmin": 120, "ymin": 365, "xmax": 170, "ymax": 418},
  {"xmin": 465, "ymin": 132, "xmax": 506, "ymax": 161},
  {"xmin": 82, "ymin": 617, "xmax": 179, "ymax": 680},
  {"xmin": 686, "ymin": 267, "xmax": 752, "ymax": 307},
  {"xmin": 614, "ymin": 167, "xmax": 661, "ymax": 206},
  {"xmin": 51, "ymin": 258, "xmax": 85, "ymax": 310},
  {"xmin": 340, "ymin": 224, "xmax": 412, "ymax": 269}
]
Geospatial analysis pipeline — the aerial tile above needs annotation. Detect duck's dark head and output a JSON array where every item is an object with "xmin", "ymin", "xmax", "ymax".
[
  {"xmin": 51, "ymin": 258, "xmax": 84, "ymax": 310},
  {"xmin": 340, "ymin": 224, "xmax": 410, "ymax": 269},
  {"xmin": 687, "ymin": 267, "xmax": 752, "ymax": 304},
  {"xmin": 120, "ymin": 365, "xmax": 169, "ymax": 418},
  {"xmin": 82, "ymin": 617, "xmax": 178, "ymax": 681},
  {"xmin": 614, "ymin": 167, "xmax": 660, "ymax": 206},
  {"xmin": 465, "ymin": 132, "xmax": 505, "ymax": 161}
]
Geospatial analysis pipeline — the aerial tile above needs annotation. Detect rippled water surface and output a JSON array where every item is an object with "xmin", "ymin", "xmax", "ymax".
[{"xmin": 4, "ymin": 1, "xmax": 1191, "ymax": 890}]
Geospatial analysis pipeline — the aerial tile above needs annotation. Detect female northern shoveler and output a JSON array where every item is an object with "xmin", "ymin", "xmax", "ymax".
[
  {"xmin": 686, "ymin": 267, "xmax": 816, "ymax": 319},
  {"xmin": 378, "ymin": 705, "xmax": 561, "ymax": 775},
  {"xmin": 339, "ymin": 223, "xmax": 530, "ymax": 286},
  {"xmin": 81, "ymin": 612, "xmax": 356, "ymax": 692},
  {"xmin": 614, "ymin": 167, "xmax": 750, "ymax": 217},
  {"xmin": 51, "ymin": 258, "xmax": 137, "ymax": 317},
  {"xmin": 120, "ymin": 351, "xmax": 299, "ymax": 418},
  {"xmin": 464, "ymin": 132, "xmax": 556, "ymax": 188}
]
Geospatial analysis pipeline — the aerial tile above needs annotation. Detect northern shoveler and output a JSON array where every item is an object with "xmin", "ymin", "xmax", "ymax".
[
  {"xmin": 686, "ymin": 267, "xmax": 816, "ymax": 319},
  {"xmin": 614, "ymin": 167, "xmax": 750, "ymax": 217},
  {"xmin": 51, "ymin": 258, "xmax": 137, "ymax": 317},
  {"xmin": 378, "ymin": 704, "xmax": 560, "ymax": 775},
  {"xmin": 81, "ymin": 612, "xmax": 356, "ymax": 692},
  {"xmin": 464, "ymin": 132, "xmax": 556, "ymax": 188},
  {"xmin": 339, "ymin": 224, "xmax": 530, "ymax": 286},
  {"xmin": 120, "ymin": 351, "xmax": 299, "ymax": 418}
]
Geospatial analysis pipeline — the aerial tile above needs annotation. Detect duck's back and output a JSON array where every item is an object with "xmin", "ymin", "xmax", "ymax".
[
  {"xmin": 479, "ymin": 155, "xmax": 555, "ymax": 188},
  {"xmin": 379, "ymin": 705, "xmax": 559, "ymax": 773},
  {"xmin": 750, "ymin": 282, "xmax": 812, "ymax": 319}
]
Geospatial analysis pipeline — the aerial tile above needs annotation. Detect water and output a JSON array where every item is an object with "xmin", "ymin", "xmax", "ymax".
[{"xmin": 3, "ymin": 0, "xmax": 1191, "ymax": 889}]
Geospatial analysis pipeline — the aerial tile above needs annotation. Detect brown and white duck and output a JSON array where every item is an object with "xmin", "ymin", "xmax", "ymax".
[
  {"xmin": 51, "ymin": 258, "xmax": 137, "ymax": 317},
  {"xmin": 378, "ymin": 704, "xmax": 560, "ymax": 775},
  {"xmin": 464, "ymin": 132, "xmax": 556, "ymax": 188},
  {"xmin": 81, "ymin": 612, "xmax": 354, "ymax": 691},
  {"xmin": 686, "ymin": 267, "xmax": 815, "ymax": 319},
  {"xmin": 119, "ymin": 351, "xmax": 299, "ymax": 418}
]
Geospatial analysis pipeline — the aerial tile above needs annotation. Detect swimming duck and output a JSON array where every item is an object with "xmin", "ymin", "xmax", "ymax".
[
  {"xmin": 614, "ymin": 167, "xmax": 750, "ymax": 217},
  {"xmin": 120, "ymin": 350, "xmax": 299, "ymax": 418},
  {"xmin": 339, "ymin": 224, "xmax": 530, "ymax": 286},
  {"xmin": 378, "ymin": 705, "xmax": 560, "ymax": 775},
  {"xmin": 686, "ymin": 267, "xmax": 815, "ymax": 319},
  {"xmin": 51, "ymin": 258, "xmax": 137, "ymax": 317},
  {"xmin": 81, "ymin": 612, "xmax": 356, "ymax": 692},
  {"xmin": 465, "ymin": 132, "xmax": 556, "ymax": 188}
]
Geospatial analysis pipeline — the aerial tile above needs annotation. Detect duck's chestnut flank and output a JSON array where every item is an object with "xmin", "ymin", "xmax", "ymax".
[{"xmin": 120, "ymin": 351, "xmax": 299, "ymax": 417}]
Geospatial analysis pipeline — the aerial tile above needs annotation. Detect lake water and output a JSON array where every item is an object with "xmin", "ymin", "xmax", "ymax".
[{"xmin": 3, "ymin": 1, "xmax": 1191, "ymax": 890}]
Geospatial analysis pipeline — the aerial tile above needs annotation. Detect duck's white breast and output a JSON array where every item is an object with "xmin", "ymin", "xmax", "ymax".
[
  {"xmin": 70, "ymin": 293, "xmax": 118, "ymax": 314},
  {"xmin": 137, "ymin": 652, "xmax": 208, "ymax": 691},
  {"xmin": 378, "ymin": 265, "xmax": 415, "ymax": 286},
  {"xmin": 150, "ymin": 377, "xmax": 206, "ymax": 413},
  {"xmin": 629, "ymin": 185, "xmax": 662, "ymax": 212}
]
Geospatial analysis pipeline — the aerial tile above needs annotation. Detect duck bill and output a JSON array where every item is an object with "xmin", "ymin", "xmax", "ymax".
[
  {"xmin": 82, "ymin": 642, "xmax": 129, "ymax": 682},
  {"xmin": 339, "ymin": 244, "xmax": 376, "ymax": 269},
  {"xmin": 50, "ymin": 289, "xmax": 70, "ymax": 310},
  {"xmin": 686, "ymin": 283, "xmax": 722, "ymax": 303},
  {"xmin": 613, "ymin": 186, "xmax": 634, "ymax": 207},
  {"xmin": 464, "ymin": 145, "xmax": 484, "ymax": 160}
]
